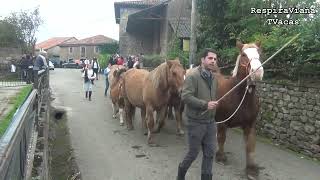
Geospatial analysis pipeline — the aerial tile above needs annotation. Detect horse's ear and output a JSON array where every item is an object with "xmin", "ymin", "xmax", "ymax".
[
  {"xmin": 255, "ymin": 41, "xmax": 261, "ymax": 48},
  {"xmin": 236, "ymin": 40, "xmax": 244, "ymax": 50},
  {"xmin": 166, "ymin": 60, "xmax": 173, "ymax": 68}
]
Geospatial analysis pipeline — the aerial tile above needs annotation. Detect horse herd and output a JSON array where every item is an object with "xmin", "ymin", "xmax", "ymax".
[{"xmin": 108, "ymin": 41, "xmax": 264, "ymax": 179}]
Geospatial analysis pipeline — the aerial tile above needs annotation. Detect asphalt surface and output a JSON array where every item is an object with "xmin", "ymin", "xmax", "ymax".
[{"xmin": 50, "ymin": 68, "xmax": 320, "ymax": 180}]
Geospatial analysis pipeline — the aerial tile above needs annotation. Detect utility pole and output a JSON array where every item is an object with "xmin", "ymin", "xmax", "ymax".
[{"xmin": 189, "ymin": 0, "xmax": 197, "ymax": 68}]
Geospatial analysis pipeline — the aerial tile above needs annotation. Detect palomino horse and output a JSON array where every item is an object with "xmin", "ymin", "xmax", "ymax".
[
  {"xmin": 120, "ymin": 68, "xmax": 150, "ymax": 130},
  {"xmin": 108, "ymin": 65, "xmax": 126, "ymax": 120},
  {"xmin": 110, "ymin": 68, "xmax": 127, "ymax": 125},
  {"xmin": 215, "ymin": 41, "xmax": 264, "ymax": 180},
  {"xmin": 143, "ymin": 60, "xmax": 185, "ymax": 145}
]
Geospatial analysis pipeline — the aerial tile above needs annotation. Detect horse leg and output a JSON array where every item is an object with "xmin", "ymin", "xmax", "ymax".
[
  {"xmin": 118, "ymin": 98, "xmax": 125, "ymax": 126},
  {"xmin": 174, "ymin": 103, "xmax": 184, "ymax": 135},
  {"xmin": 216, "ymin": 124, "xmax": 228, "ymax": 164},
  {"xmin": 141, "ymin": 107, "xmax": 148, "ymax": 135},
  {"xmin": 154, "ymin": 106, "xmax": 167, "ymax": 133},
  {"xmin": 167, "ymin": 105, "xmax": 174, "ymax": 120},
  {"xmin": 112, "ymin": 102, "xmax": 118, "ymax": 119},
  {"xmin": 244, "ymin": 125, "xmax": 259, "ymax": 180},
  {"xmin": 124, "ymin": 99, "xmax": 134, "ymax": 130},
  {"xmin": 146, "ymin": 105, "xmax": 156, "ymax": 145}
]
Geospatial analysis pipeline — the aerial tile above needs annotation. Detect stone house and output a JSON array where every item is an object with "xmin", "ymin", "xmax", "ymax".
[
  {"xmin": 36, "ymin": 35, "xmax": 117, "ymax": 61},
  {"xmin": 35, "ymin": 37, "xmax": 78, "ymax": 58},
  {"xmin": 59, "ymin": 35, "xmax": 117, "ymax": 61},
  {"xmin": 114, "ymin": 0, "xmax": 191, "ymax": 56}
]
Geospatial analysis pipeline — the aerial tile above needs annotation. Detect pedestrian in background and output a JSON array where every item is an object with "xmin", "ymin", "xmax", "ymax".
[
  {"xmin": 82, "ymin": 64, "xmax": 96, "ymax": 101},
  {"xmin": 104, "ymin": 64, "xmax": 111, "ymax": 96}
]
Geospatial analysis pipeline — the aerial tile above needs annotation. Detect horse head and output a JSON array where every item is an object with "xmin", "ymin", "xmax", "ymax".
[
  {"xmin": 166, "ymin": 59, "xmax": 185, "ymax": 92},
  {"xmin": 232, "ymin": 40, "xmax": 264, "ymax": 85}
]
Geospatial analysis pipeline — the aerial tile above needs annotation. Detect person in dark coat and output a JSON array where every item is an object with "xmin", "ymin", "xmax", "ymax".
[{"xmin": 176, "ymin": 48, "xmax": 219, "ymax": 180}]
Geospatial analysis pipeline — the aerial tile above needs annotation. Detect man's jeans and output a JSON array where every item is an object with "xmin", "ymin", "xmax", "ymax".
[{"xmin": 180, "ymin": 121, "xmax": 217, "ymax": 175}]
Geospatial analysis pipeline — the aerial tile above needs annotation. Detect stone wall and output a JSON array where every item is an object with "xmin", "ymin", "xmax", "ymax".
[{"xmin": 256, "ymin": 81, "xmax": 320, "ymax": 160}]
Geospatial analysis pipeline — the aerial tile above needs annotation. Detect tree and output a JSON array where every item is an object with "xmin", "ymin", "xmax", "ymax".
[
  {"xmin": 196, "ymin": 0, "xmax": 320, "ymax": 80},
  {"xmin": 4, "ymin": 7, "xmax": 43, "ymax": 53},
  {"xmin": 0, "ymin": 20, "xmax": 20, "ymax": 47}
]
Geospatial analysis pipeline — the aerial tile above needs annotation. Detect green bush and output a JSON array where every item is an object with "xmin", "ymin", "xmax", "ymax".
[
  {"xmin": 143, "ymin": 54, "xmax": 166, "ymax": 67},
  {"xmin": 98, "ymin": 54, "xmax": 111, "ymax": 71}
]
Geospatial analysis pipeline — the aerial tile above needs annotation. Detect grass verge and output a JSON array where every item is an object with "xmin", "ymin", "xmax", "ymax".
[{"xmin": 0, "ymin": 85, "xmax": 32, "ymax": 136}]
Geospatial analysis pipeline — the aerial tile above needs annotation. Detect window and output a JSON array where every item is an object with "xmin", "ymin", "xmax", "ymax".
[
  {"xmin": 81, "ymin": 47, "xmax": 86, "ymax": 57},
  {"xmin": 182, "ymin": 39, "xmax": 190, "ymax": 52},
  {"xmin": 95, "ymin": 46, "xmax": 99, "ymax": 53},
  {"xmin": 69, "ymin": 47, "xmax": 73, "ymax": 53}
]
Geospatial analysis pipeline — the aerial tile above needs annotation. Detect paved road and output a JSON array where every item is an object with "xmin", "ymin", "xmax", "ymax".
[{"xmin": 50, "ymin": 69, "xmax": 320, "ymax": 180}]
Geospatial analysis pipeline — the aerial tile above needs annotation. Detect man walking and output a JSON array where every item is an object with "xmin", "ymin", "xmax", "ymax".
[{"xmin": 177, "ymin": 48, "xmax": 219, "ymax": 180}]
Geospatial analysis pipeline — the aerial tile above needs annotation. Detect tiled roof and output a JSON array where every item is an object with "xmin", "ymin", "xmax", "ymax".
[
  {"xmin": 36, "ymin": 37, "xmax": 76, "ymax": 50},
  {"xmin": 169, "ymin": 18, "xmax": 191, "ymax": 38},
  {"xmin": 60, "ymin": 35, "xmax": 117, "ymax": 46}
]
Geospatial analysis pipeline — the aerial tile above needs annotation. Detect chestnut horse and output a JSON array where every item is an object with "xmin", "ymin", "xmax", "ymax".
[
  {"xmin": 215, "ymin": 41, "xmax": 264, "ymax": 180},
  {"xmin": 108, "ymin": 65, "xmax": 126, "ymax": 119},
  {"xmin": 109, "ymin": 68, "xmax": 127, "ymax": 125},
  {"xmin": 143, "ymin": 60, "xmax": 185, "ymax": 145},
  {"xmin": 120, "ymin": 68, "xmax": 150, "ymax": 130}
]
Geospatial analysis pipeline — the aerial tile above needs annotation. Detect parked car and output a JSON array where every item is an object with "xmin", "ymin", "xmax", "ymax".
[
  {"xmin": 49, "ymin": 61, "xmax": 54, "ymax": 70},
  {"xmin": 62, "ymin": 60, "xmax": 81, "ymax": 69}
]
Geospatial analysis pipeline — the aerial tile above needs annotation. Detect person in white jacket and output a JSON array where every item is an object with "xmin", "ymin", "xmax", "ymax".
[{"xmin": 82, "ymin": 64, "xmax": 96, "ymax": 101}]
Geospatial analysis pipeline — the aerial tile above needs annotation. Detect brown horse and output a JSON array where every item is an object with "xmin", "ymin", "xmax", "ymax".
[
  {"xmin": 110, "ymin": 68, "xmax": 127, "ymax": 125},
  {"xmin": 120, "ymin": 68, "xmax": 150, "ymax": 130},
  {"xmin": 143, "ymin": 60, "xmax": 185, "ymax": 145},
  {"xmin": 108, "ymin": 65, "xmax": 126, "ymax": 119},
  {"xmin": 215, "ymin": 41, "xmax": 264, "ymax": 180}
]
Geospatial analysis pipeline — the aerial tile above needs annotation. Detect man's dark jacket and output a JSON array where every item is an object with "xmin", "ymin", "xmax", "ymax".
[{"xmin": 182, "ymin": 66, "xmax": 218, "ymax": 123}]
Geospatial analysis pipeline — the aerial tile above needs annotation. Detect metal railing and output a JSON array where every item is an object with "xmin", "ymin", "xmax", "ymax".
[
  {"xmin": 0, "ymin": 69, "xmax": 49, "ymax": 180},
  {"xmin": 0, "ymin": 63, "xmax": 30, "ymax": 87}
]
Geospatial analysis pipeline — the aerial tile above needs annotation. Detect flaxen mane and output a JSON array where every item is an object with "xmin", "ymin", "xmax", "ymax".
[
  {"xmin": 147, "ymin": 62, "xmax": 168, "ymax": 89},
  {"xmin": 232, "ymin": 43, "xmax": 260, "ymax": 77}
]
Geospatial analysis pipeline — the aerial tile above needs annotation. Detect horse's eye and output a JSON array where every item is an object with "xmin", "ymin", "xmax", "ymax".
[
  {"xmin": 242, "ymin": 53, "xmax": 246, "ymax": 57},
  {"xmin": 172, "ymin": 72, "xmax": 177, "ymax": 76}
]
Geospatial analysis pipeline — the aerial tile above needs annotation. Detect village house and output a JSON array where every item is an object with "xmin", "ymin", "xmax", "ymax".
[
  {"xmin": 114, "ymin": 0, "xmax": 191, "ymax": 57},
  {"xmin": 35, "ymin": 37, "xmax": 78, "ymax": 59},
  {"xmin": 59, "ymin": 35, "xmax": 117, "ymax": 61},
  {"xmin": 36, "ymin": 35, "xmax": 117, "ymax": 61}
]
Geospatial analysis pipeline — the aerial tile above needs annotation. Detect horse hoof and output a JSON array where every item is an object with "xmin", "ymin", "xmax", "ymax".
[
  {"xmin": 246, "ymin": 165, "xmax": 260, "ymax": 180},
  {"xmin": 177, "ymin": 130, "xmax": 184, "ymax": 136},
  {"xmin": 216, "ymin": 152, "xmax": 228, "ymax": 164},
  {"xmin": 127, "ymin": 126, "xmax": 134, "ymax": 131},
  {"xmin": 147, "ymin": 141, "xmax": 158, "ymax": 147},
  {"xmin": 112, "ymin": 115, "xmax": 117, "ymax": 119},
  {"xmin": 143, "ymin": 132, "xmax": 148, "ymax": 136},
  {"xmin": 153, "ymin": 129, "xmax": 160, "ymax": 134},
  {"xmin": 120, "ymin": 122, "xmax": 124, "ymax": 126}
]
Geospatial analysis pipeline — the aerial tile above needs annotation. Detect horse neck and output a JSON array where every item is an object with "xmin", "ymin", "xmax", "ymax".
[{"xmin": 155, "ymin": 64, "xmax": 169, "ymax": 91}]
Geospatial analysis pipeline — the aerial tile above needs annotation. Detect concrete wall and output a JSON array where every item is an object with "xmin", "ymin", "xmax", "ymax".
[
  {"xmin": 47, "ymin": 46, "xmax": 61, "ymax": 57},
  {"xmin": 0, "ymin": 48, "xmax": 22, "ymax": 63},
  {"xmin": 256, "ymin": 81, "xmax": 320, "ymax": 160},
  {"xmin": 60, "ymin": 45, "xmax": 100, "ymax": 61}
]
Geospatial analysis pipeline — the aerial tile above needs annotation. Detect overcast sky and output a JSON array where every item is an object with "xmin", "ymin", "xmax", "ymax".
[{"xmin": 0, "ymin": 0, "xmax": 132, "ymax": 43}]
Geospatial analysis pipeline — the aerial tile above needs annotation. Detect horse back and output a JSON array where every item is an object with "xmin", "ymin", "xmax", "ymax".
[{"xmin": 122, "ymin": 69, "xmax": 149, "ymax": 107}]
